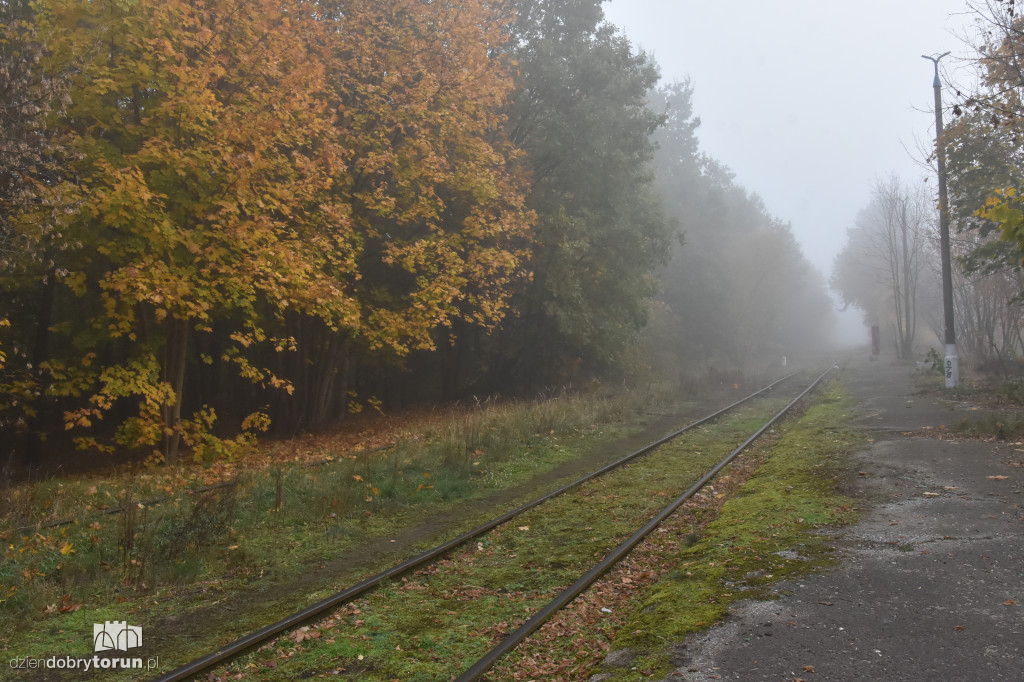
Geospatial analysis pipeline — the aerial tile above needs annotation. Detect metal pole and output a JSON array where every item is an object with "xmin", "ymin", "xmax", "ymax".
[{"xmin": 922, "ymin": 52, "xmax": 958, "ymax": 388}]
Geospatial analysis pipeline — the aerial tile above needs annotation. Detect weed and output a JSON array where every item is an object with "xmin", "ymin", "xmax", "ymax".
[
  {"xmin": 206, "ymin": 397, "xmax": 804, "ymax": 680},
  {"xmin": 999, "ymin": 380, "xmax": 1024, "ymax": 405},
  {"xmin": 588, "ymin": 388, "xmax": 864, "ymax": 681},
  {"xmin": 954, "ymin": 412, "xmax": 1024, "ymax": 439},
  {"xmin": 0, "ymin": 379, "xmax": 669, "ymax": 672},
  {"xmin": 155, "ymin": 489, "xmax": 237, "ymax": 563}
]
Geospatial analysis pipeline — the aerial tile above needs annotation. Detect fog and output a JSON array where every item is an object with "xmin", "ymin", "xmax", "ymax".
[
  {"xmin": 603, "ymin": 0, "xmax": 971, "ymax": 337},
  {"xmin": 5, "ymin": 0, "xmax": 1007, "ymax": 468}
]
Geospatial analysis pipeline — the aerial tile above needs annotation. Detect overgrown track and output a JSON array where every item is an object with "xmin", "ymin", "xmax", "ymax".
[
  {"xmin": 154, "ymin": 370, "xmax": 824, "ymax": 682},
  {"xmin": 456, "ymin": 366, "xmax": 834, "ymax": 680}
]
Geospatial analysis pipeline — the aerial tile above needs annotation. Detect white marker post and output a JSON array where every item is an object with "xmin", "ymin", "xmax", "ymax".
[{"xmin": 945, "ymin": 344, "xmax": 959, "ymax": 389}]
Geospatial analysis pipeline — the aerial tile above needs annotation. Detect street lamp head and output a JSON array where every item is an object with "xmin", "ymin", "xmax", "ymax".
[{"xmin": 922, "ymin": 51, "xmax": 952, "ymax": 86}]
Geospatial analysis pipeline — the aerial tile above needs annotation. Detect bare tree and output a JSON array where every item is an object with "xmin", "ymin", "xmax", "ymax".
[
  {"xmin": 923, "ymin": 227, "xmax": 1024, "ymax": 373},
  {"xmin": 832, "ymin": 177, "xmax": 933, "ymax": 359}
]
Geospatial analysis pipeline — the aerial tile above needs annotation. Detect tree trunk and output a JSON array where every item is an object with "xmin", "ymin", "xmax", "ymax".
[
  {"xmin": 24, "ymin": 271, "xmax": 56, "ymax": 465},
  {"xmin": 279, "ymin": 313, "xmax": 350, "ymax": 434},
  {"xmin": 898, "ymin": 204, "xmax": 915, "ymax": 360},
  {"xmin": 161, "ymin": 317, "xmax": 190, "ymax": 463}
]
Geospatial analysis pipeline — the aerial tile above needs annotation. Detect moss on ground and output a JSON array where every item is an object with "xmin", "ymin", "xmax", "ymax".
[
  {"xmin": 592, "ymin": 386, "xmax": 864, "ymax": 680},
  {"xmin": 0, "ymin": 387, "xmax": 710, "ymax": 679},
  {"xmin": 207, "ymin": 398, "xmax": 801, "ymax": 680},
  {"xmin": 1, "ymin": 382, "xmax": 822, "ymax": 681}
]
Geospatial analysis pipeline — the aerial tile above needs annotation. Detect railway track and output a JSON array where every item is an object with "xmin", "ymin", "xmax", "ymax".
[{"xmin": 154, "ymin": 368, "xmax": 833, "ymax": 681}]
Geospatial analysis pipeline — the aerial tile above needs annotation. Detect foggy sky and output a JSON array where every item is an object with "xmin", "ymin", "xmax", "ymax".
[{"xmin": 603, "ymin": 0, "xmax": 974, "ymax": 277}]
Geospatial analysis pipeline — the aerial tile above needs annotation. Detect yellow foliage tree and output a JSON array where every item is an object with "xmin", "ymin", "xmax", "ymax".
[{"xmin": 24, "ymin": 0, "xmax": 531, "ymax": 461}]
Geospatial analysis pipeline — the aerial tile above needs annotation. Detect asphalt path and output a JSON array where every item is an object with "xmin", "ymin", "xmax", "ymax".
[{"xmin": 660, "ymin": 355, "xmax": 1024, "ymax": 681}]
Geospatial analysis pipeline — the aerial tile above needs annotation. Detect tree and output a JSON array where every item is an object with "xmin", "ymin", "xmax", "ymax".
[
  {"xmin": 0, "ymin": 0, "xmax": 74, "ymax": 252},
  {"xmin": 932, "ymin": 2, "xmax": 1024, "ymax": 366},
  {"xmin": 277, "ymin": 0, "xmax": 533, "ymax": 427},
  {"xmin": 472, "ymin": 0, "xmax": 671, "ymax": 389},
  {"xmin": 947, "ymin": 1, "xmax": 1024, "ymax": 269},
  {"xmin": 2, "ymin": 0, "xmax": 533, "ymax": 462},
  {"xmin": 36, "ymin": 0, "xmax": 359, "ymax": 461},
  {"xmin": 0, "ymin": 0, "xmax": 81, "ymax": 457},
  {"xmin": 832, "ymin": 178, "xmax": 932, "ymax": 359},
  {"xmin": 650, "ymin": 81, "xmax": 833, "ymax": 374}
]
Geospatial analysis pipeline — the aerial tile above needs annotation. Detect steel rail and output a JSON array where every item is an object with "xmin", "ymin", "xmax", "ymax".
[
  {"xmin": 152, "ymin": 372, "xmax": 798, "ymax": 682},
  {"xmin": 455, "ymin": 366, "xmax": 834, "ymax": 681}
]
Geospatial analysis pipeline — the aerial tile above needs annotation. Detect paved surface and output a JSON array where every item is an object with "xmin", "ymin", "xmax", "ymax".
[{"xmin": 665, "ymin": 355, "xmax": 1024, "ymax": 681}]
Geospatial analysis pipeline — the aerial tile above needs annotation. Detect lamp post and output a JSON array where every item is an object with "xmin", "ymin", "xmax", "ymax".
[{"xmin": 923, "ymin": 51, "xmax": 958, "ymax": 388}]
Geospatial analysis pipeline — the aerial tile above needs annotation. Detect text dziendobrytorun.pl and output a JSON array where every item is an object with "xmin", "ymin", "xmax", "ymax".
[{"xmin": 9, "ymin": 655, "xmax": 159, "ymax": 672}]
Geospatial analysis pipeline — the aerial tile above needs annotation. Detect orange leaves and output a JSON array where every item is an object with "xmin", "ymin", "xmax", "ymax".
[
  {"xmin": 63, "ymin": 0, "xmax": 351, "ymax": 331},
  {"xmin": 289, "ymin": 626, "xmax": 321, "ymax": 645},
  {"xmin": 30, "ymin": 0, "xmax": 534, "ymax": 462},
  {"xmin": 332, "ymin": 0, "xmax": 533, "ymax": 351}
]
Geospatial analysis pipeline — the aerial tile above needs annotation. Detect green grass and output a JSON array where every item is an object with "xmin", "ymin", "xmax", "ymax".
[
  {"xmin": 590, "ymin": 386, "xmax": 864, "ymax": 680},
  {"xmin": 203, "ymin": 398, "xmax": 802, "ymax": 680},
  {"xmin": 952, "ymin": 412, "xmax": 1024, "ymax": 440},
  {"xmin": 0, "ymin": 384, "xmax": 689, "ymax": 676}
]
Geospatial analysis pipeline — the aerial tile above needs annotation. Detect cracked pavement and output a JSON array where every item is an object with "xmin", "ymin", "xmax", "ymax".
[{"xmin": 661, "ymin": 356, "xmax": 1024, "ymax": 681}]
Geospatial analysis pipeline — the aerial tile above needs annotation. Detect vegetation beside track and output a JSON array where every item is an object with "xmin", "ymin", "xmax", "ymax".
[
  {"xmin": 0, "ymin": 383, "xmax": 712, "ymax": 677},
  {"xmin": 202, "ymin": 396, "xmax": 800, "ymax": 680},
  {"xmin": 585, "ymin": 385, "xmax": 864, "ymax": 681},
  {"xmin": 1, "ymin": 377, "xmax": 829, "ymax": 681}
]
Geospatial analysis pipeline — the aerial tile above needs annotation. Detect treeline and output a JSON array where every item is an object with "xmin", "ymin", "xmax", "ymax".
[
  {"xmin": 646, "ymin": 85, "xmax": 833, "ymax": 373},
  {"xmin": 939, "ymin": 0, "xmax": 1024, "ymax": 367},
  {"xmin": 831, "ymin": 1, "xmax": 1024, "ymax": 369},
  {"xmin": 1, "ymin": 0, "xmax": 832, "ymax": 466}
]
